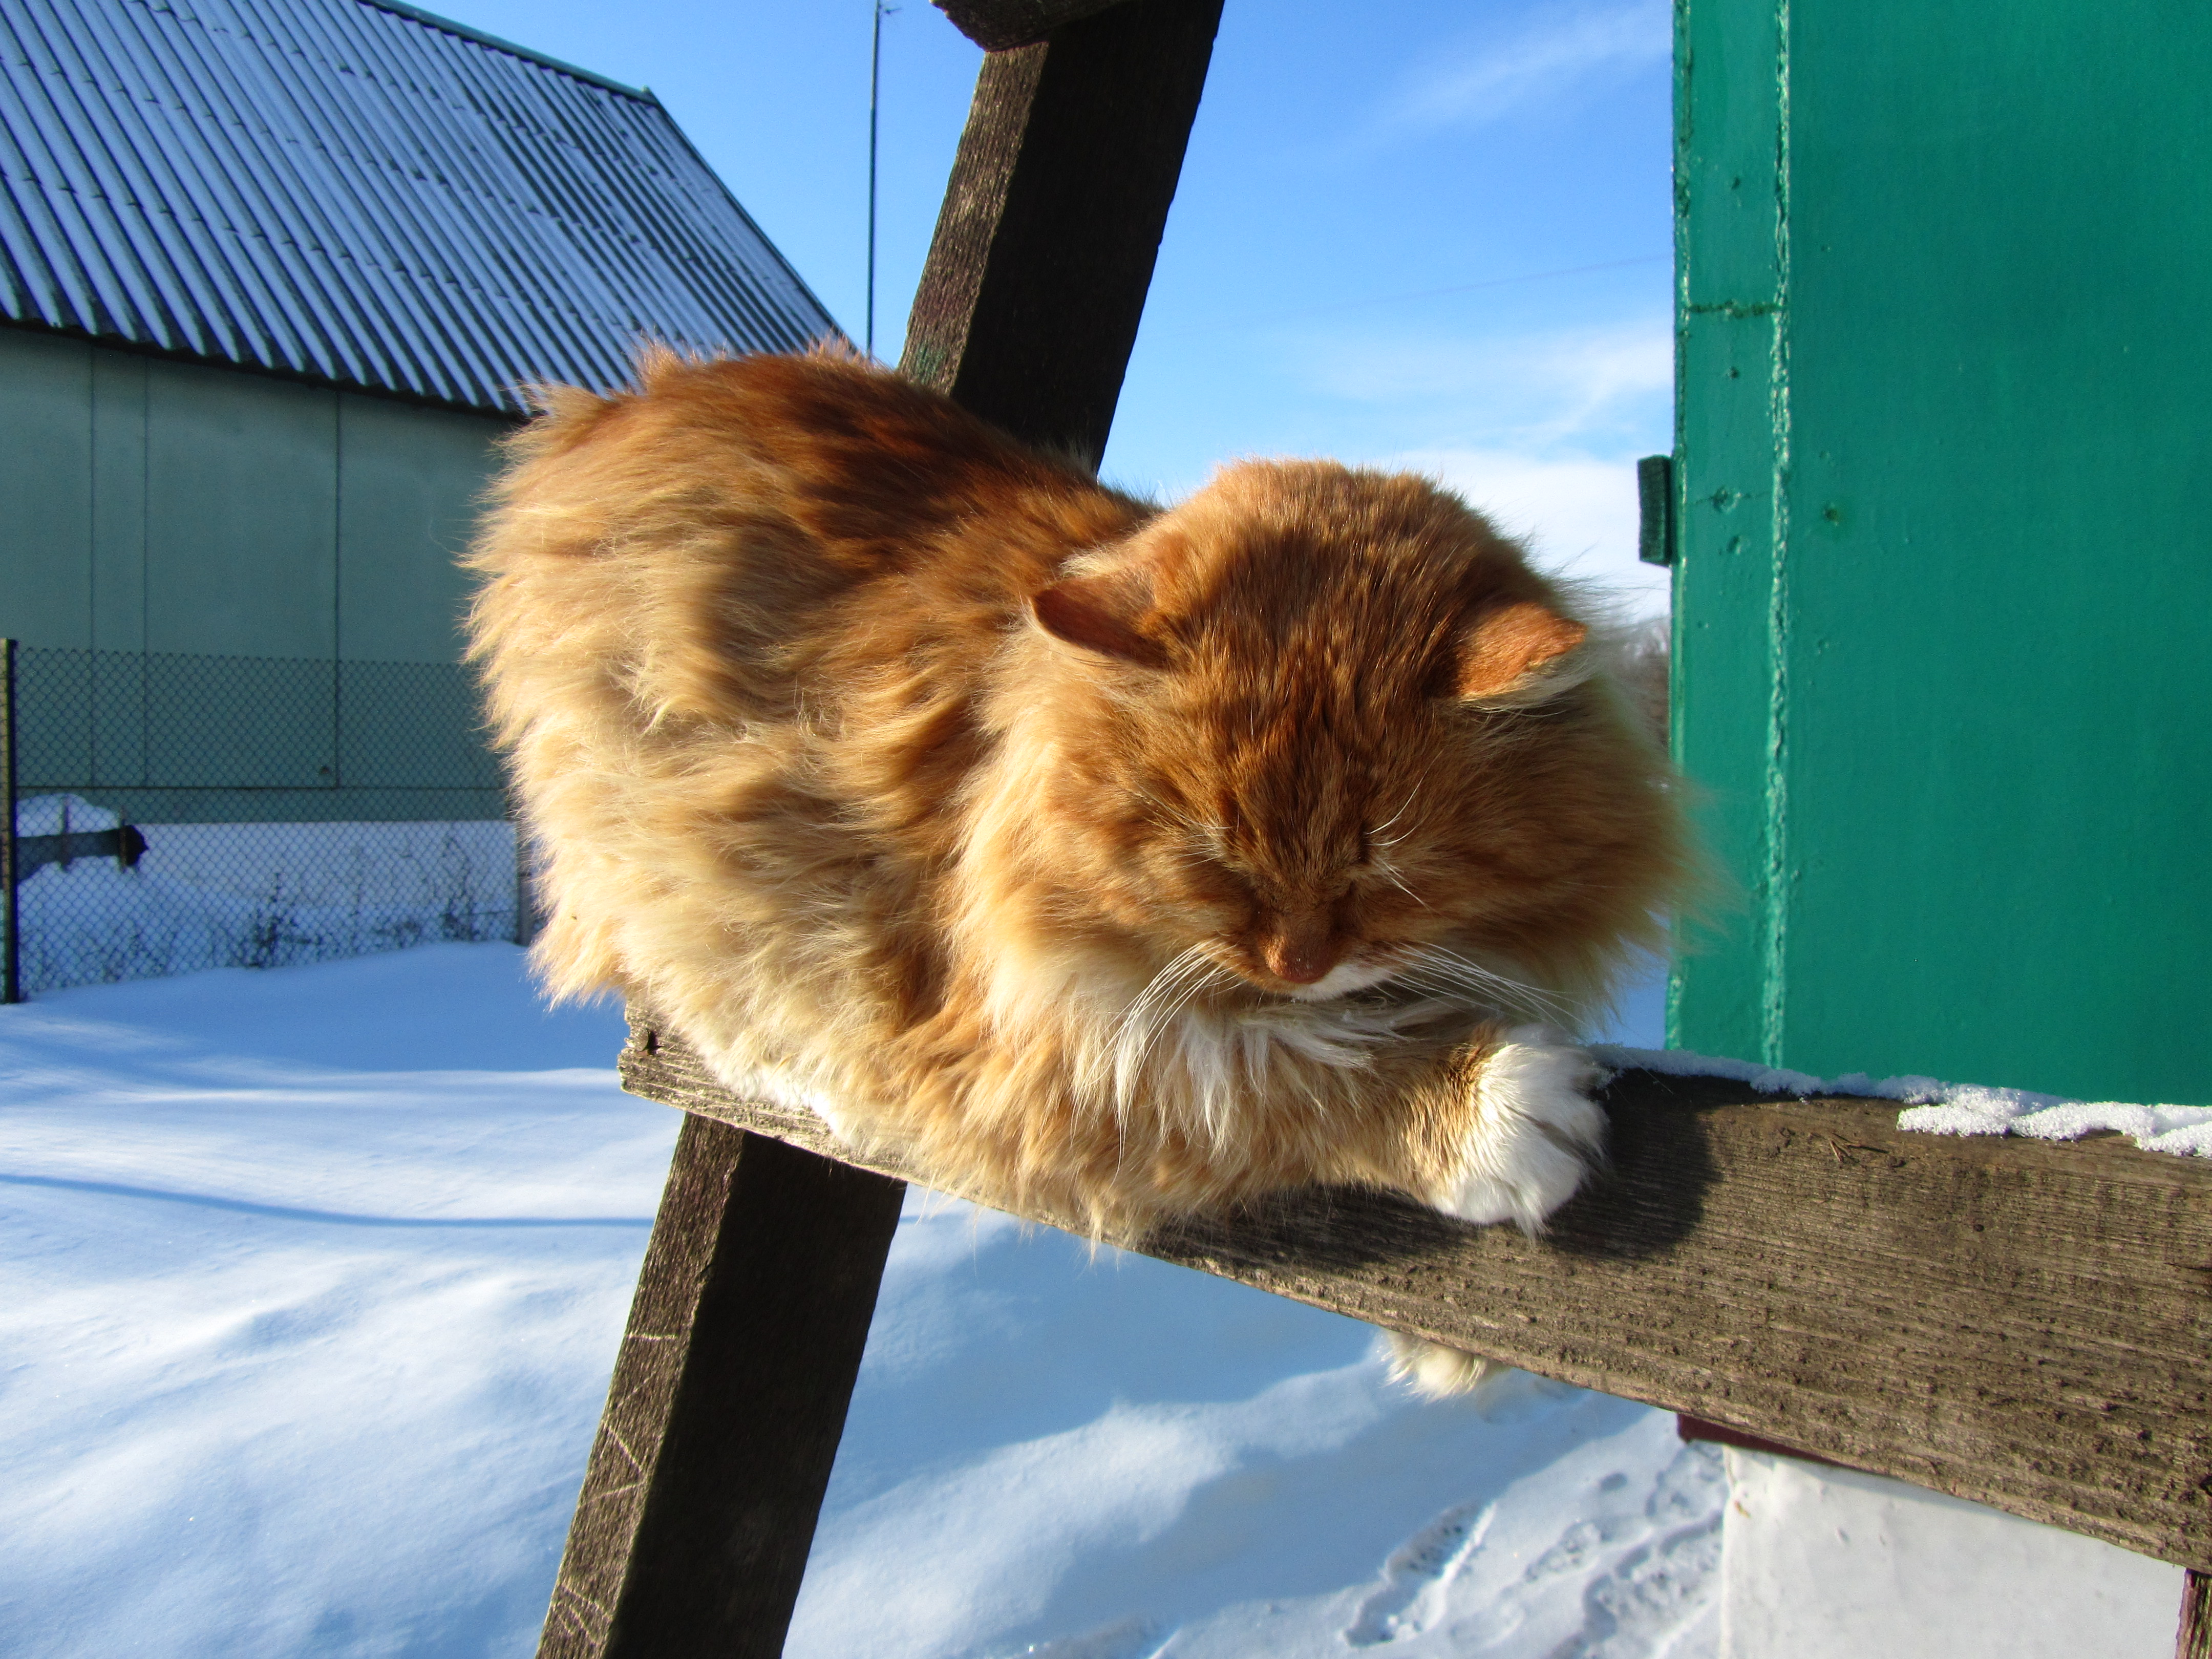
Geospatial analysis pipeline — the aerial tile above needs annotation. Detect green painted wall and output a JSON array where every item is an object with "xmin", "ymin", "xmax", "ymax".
[
  {"xmin": 0, "ymin": 326, "xmax": 507, "ymax": 661},
  {"xmin": 0, "ymin": 325, "xmax": 514, "ymax": 821},
  {"xmin": 1671, "ymin": 1, "xmax": 2212, "ymax": 1102}
]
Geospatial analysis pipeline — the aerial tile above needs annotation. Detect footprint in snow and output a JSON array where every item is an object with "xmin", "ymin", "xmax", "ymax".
[{"xmin": 1343, "ymin": 1498, "xmax": 1497, "ymax": 1646}]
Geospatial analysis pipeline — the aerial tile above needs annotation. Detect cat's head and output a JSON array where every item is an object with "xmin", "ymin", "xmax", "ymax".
[{"xmin": 1005, "ymin": 460, "xmax": 1685, "ymax": 1017}]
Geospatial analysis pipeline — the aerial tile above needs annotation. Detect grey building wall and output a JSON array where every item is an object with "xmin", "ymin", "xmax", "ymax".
[
  {"xmin": 1, "ymin": 324, "xmax": 517, "ymax": 823},
  {"xmin": 0, "ymin": 323, "xmax": 511, "ymax": 661}
]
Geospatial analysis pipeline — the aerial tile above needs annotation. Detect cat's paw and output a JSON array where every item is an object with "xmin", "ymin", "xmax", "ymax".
[
  {"xmin": 1432, "ymin": 1025, "xmax": 1605, "ymax": 1232},
  {"xmin": 1382, "ymin": 1330, "xmax": 1508, "ymax": 1399}
]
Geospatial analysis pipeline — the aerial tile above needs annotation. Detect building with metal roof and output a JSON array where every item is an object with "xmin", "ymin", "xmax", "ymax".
[
  {"xmin": 0, "ymin": 0, "xmax": 838, "ymax": 991},
  {"xmin": 0, "ymin": 0, "xmax": 837, "ymax": 416}
]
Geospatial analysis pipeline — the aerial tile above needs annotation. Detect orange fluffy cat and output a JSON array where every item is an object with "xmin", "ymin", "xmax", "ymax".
[{"xmin": 467, "ymin": 347, "xmax": 1689, "ymax": 1391}]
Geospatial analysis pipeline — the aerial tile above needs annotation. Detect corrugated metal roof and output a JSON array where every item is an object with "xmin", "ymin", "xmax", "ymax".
[{"xmin": 0, "ymin": 0, "xmax": 840, "ymax": 416}]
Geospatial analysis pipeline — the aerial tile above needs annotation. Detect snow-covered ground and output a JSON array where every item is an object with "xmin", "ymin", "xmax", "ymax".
[
  {"xmin": 11, "ymin": 796, "xmax": 520, "ymax": 994},
  {"xmin": 0, "ymin": 944, "xmax": 1721, "ymax": 1658}
]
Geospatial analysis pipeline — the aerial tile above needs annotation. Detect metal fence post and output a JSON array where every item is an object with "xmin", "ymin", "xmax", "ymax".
[
  {"xmin": 4, "ymin": 637, "xmax": 20, "ymax": 1004},
  {"xmin": 509, "ymin": 791, "xmax": 536, "ymax": 949}
]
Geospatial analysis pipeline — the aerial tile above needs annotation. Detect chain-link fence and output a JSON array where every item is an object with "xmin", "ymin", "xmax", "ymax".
[{"xmin": 2, "ymin": 640, "xmax": 527, "ymax": 1001}]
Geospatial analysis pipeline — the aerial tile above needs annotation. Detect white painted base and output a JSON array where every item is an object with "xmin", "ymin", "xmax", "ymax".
[{"xmin": 1719, "ymin": 1449, "xmax": 2184, "ymax": 1658}]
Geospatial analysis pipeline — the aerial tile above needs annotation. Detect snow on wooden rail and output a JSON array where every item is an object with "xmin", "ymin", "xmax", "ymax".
[{"xmin": 619, "ymin": 1016, "xmax": 2212, "ymax": 1576}]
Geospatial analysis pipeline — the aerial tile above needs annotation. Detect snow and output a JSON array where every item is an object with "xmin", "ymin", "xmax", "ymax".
[
  {"xmin": 1895, "ymin": 1094, "xmax": 2212, "ymax": 1156},
  {"xmin": 1, "ymin": 945, "xmax": 1721, "ymax": 1658},
  {"xmin": 10, "ymin": 796, "xmax": 520, "ymax": 993},
  {"xmin": 0, "ymin": 949, "xmax": 668, "ymax": 1655},
  {"xmin": 1594, "ymin": 1045, "xmax": 2212, "ymax": 1159},
  {"xmin": 15, "ymin": 792, "xmax": 124, "ymax": 835},
  {"xmin": 791, "ymin": 1220, "xmax": 1719, "ymax": 1659},
  {"xmin": 1716, "ymin": 1449, "xmax": 2183, "ymax": 1659}
]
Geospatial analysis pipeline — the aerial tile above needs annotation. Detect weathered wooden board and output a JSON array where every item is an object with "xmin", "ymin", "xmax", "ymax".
[
  {"xmin": 622, "ymin": 1019, "xmax": 2212, "ymax": 1575},
  {"xmin": 901, "ymin": 0, "xmax": 1222, "ymax": 467},
  {"xmin": 538, "ymin": 1118, "xmax": 905, "ymax": 1658},
  {"xmin": 933, "ymin": 0, "xmax": 1144, "ymax": 54}
]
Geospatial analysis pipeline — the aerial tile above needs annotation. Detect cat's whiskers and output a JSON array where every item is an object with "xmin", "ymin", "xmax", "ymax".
[
  {"xmin": 1397, "ymin": 943, "xmax": 1577, "ymax": 1027},
  {"xmin": 1108, "ymin": 944, "xmax": 1220, "ymax": 1108},
  {"xmin": 1387, "ymin": 968, "xmax": 1513, "ymax": 1024},
  {"xmin": 1140, "ymin": 958, "xmax": 1220, "ymax": 1053},
  {"xmin": 1444, "ymin": 953, "xmax": 1577, "ymax": 1025},
  {"xmin": 1392, "ymin": 968, "xmax": 1542, "ymax": 1028},
  {"xmin": 1366, "ymin": 784, "xmax": 1423, "ymax": 849},
  {"xmin": 1148, "ymin": 954, "xmax": 1239, "ymax": 1067},
  {"xmin": 1389, "ymin": 952, "xmax": 1498, "ymax": 1006},
  {"xmin": 1110, "ymin": 947, "xmax": 1401, "ymax": 1147},
  {"xmin": 1373, "ymin": 857, "xmax": 1427, "ymax": 908},
  {"xmin": 1433, "ymin": 960, "xmax": 1557, "ymax": 1026},
  {"xmin": 1159, "ymin": 973, "xmax": 1247, "ymax": 1132},
  {"xmin": 1112, "ymin": 945, "xmax": 1205, "ymax": 1049},
  {"xmin": 1148, "ymin": 965, "xmax": 1270, "ymax": 1146},
  {"xmin": 1130, "ymin": 786, "xmax": 1225, "ymax": 846}
]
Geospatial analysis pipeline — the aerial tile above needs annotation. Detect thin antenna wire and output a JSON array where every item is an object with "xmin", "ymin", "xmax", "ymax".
[{"xmin": 867, "ymin": 1, "xmax": 887, "ymax": 358}]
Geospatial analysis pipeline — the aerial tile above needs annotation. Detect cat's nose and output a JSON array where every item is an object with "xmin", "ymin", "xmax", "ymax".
[{"xmin": 1261, "ymin": 916, "xmax": 1339, "ymax": 984}]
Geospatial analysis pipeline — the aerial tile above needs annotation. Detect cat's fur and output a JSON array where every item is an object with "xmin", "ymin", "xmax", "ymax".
[{"xmin": 467, "ymin": 347, "xmax": 1688, "ymax": 1313}]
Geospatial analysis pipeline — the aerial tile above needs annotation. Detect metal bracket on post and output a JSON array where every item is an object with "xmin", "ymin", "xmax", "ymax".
[
  {"xmin": 508, "ymin": 790, "xmax": 539, "ymax": 948},
  {"xmin": 1637, "ymin": 454, "xmax": 1677, "ymax": 567}
]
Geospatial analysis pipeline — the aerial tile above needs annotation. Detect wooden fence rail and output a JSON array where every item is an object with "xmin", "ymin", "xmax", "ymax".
[{"xmin": 621, "ymin": 1021, "xmax": 2212, "ymax": 1577}]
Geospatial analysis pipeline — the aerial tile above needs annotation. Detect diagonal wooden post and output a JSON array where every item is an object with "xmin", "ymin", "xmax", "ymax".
[
  {"xmin": 902, "ymin": 0, "xmax": 1223, "ymax": 464},
  {"xmin": 538, "ymin": 1117, "xmax": 906, "ymax": 1656},
  {"xmin": 2179, "ymin": 1572, "xmax": 2211, "ymax": 1659},
  {"xmin": 535, "ymin": 4, "xmax": 1221, "ymax": 1654}
]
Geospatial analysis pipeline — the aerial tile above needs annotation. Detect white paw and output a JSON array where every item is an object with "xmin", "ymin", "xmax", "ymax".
[
  {"xmin": 1382, "ymin": 1330, "xmax": 1508, "ymax": 1399},
  {"xmin": 1433, "ymin": 1025, "xmax": 1605, "ymax": 1233}
]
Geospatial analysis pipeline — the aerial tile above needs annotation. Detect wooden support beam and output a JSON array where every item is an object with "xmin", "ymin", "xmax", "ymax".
[
  {"xmin": 539, "ymin": 1119, "xmax": 904, "ymax": 1657},
  {"xmin": 536, "ymin": 7, "xmax": 1220, "ymax": 1654},
  {"xmin": 622, "ymin": 1023, "xmax": 2212, "ymax": 1577},
  {"xmin": 2180, "ymin": 1571, "xmax": 2211, "ymax": 1659},
  {"xmin": 902, "ymin": 0, "xmax": 1223, "ymax": 466}
]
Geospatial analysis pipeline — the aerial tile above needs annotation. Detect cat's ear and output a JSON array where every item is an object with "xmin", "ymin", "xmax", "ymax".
[
  {"xmin": 1450, "ymin": 600, "xmax": 1590, "ymax": 703},
  {"xmin": 1031, "ymin": 567, "xmax": 1169, "ymax": 667}
]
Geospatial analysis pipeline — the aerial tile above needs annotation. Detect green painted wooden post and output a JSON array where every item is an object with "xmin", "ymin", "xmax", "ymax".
[{"xmin": 1671, "ymin": 1, "xmax": 2212, "ymax": 1103}]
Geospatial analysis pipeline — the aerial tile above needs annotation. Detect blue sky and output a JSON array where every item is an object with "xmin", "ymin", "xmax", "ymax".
[{"xmin": 433, "ymin": 0, "xmax": 1674, "ymax": 612}]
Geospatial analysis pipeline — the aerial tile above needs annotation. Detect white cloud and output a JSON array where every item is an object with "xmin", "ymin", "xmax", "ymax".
[
  {"xmin": 1523, "ymin": 323, "xmax": 1674, "ymax": 438},
  {"xmin": 1299, "ymin": 316, "xmax": 1673, "ymax": 451},
  {"xmin": 1386, "ymin": 446, "xmax": 1670, "ymax": 616},
  {"xmin": 1389, "ymin": 0, "xmax": 1670, "ymax": 132},
  {"xmin": 1226, "ymin": 316, "xmax": 1675, "ymax": 611},
  {"xmin": 1129, "ymin": 313, "xmax": 1675, "ymax": 614}
]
